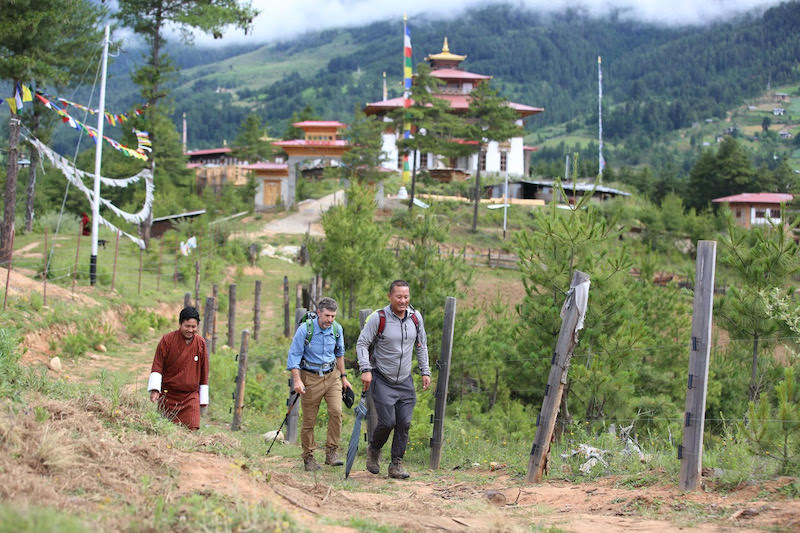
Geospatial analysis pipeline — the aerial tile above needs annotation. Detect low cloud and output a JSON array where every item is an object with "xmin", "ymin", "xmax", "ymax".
[{"xmin": 201, "ymin": 0, "xmax": 785, "ymax": 45}]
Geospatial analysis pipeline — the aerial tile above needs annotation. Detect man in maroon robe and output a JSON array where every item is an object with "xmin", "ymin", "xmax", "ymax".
[{"xmin": 147, "ymin": 307, "xmax": 209, "ymax": 430}]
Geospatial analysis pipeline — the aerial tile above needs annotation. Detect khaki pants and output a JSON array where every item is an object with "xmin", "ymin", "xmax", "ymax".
[{"xmin": 300, "ymin": 370, "xmax": 343, "ymax": 458}]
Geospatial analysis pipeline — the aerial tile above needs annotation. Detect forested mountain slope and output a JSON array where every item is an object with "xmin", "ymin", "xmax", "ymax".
[{"xmin": 104, "ymin": 2, "xmax": 800, "ymax": 159}]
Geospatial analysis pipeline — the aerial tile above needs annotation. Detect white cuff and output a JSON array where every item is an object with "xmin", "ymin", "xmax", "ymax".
[
  {"xmin": 147, "ymin": 372, "xmax": 162, "ymax": 392},
  {"xmin": 199, "ymin": 384, "xmax": 209, "ymax": 405}
]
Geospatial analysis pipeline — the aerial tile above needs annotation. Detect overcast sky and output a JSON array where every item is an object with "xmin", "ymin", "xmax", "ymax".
[{"xmin": 196, "ymin": 0, "xmax": 788, "ymax": 45}]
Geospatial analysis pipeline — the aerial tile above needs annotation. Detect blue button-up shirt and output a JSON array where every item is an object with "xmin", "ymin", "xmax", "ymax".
[{"xmin": 286, "ymin": 318, "xmax": 345, "ymax": 370}]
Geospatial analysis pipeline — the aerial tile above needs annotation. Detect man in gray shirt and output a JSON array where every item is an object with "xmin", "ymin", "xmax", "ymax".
[{"xmin": 356, "ymin": 279, "xmax": 431, "ymax": 479}]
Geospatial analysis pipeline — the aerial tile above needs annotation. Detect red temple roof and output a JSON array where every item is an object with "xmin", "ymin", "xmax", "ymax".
[
  {"xmin": 272, "ymin": 139, "xmax": 349, "ymax": 147},
  {"xmin": 712, "ymin": 192, "xmax": 793, "ymax": 204},
  {"xmin": 292, "ymin": 120, "xmax": 347, "ymax": 128},
  {"xmin": 430, "ymin": 68, "xmax": 491, "ymax": 81},
  {"xmin": 185, "ymin": 147, "xmax": 232, "ymax": 156},
  {"xmin": 364, "ymin": 95, "xmax": 542, "ymax": 118}
]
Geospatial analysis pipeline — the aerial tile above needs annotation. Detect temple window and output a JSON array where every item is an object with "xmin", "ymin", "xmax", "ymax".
[
  {"xmin": 479, "ymin": 150, "xmax": 487, "ymax": 172},
  {"xmin": 500, "ymin": 151, "xmax": 507, "ymax": 172}
]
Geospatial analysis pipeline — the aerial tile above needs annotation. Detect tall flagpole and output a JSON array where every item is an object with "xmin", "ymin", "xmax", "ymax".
[
  {"xmin": 90, "ymin": 24, "xmax": 110, "ymax": 286},
  {"xmin": 598, "ymin": 56, "xmax": 604, "ymax": 183}
]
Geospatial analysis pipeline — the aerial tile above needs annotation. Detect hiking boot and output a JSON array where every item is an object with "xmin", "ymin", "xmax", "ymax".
[
  {"xmin": 366, "ymin": 445, "xmax": 380, "ymax": 474},
  {"xmin": 303, "ymin": 456, "xmax": 321, "ymax": 472},
  {"xmin": 325, "ymin": 447, "xmax": 343, "ymax": 466},
  {"xmin": 388, "ymin": 458, "xmax": 410, "ymax": 479}
]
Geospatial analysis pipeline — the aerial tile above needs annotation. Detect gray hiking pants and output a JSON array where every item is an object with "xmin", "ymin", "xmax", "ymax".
[{"xmin": 370, "ymin": 370, "xmax": 416, "ymax": 460}]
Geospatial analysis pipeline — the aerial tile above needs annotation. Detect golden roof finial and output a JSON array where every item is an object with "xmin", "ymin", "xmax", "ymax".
[{"xmin": 442, "ymin": 37, "xmax": 450, "ymax": 53}]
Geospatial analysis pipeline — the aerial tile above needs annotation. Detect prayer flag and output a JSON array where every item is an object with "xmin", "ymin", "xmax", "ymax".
[
  {"xmin": 21, "ymin": 84, "xmax": 32, "ymax": 102},
  {"xmin": 402, "ymin": 16, "xmax": 412, "ymax": 183}
]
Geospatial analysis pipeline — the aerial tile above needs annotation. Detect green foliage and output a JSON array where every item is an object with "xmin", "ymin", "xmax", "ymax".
[
  {"xmin": 740, "ymin": 367, "xmax": 800, "ymax": 475},
  {"xmin": 126, "ymin": 308, "xmax": 170, "ymax": 341},
  {"xmin": 231, "ymin": 113, "xmax": 274, "ymax": 162},
  {"xmin": 55, "ymin": 320, "xmax": 114, "ymax": 359},
  {"xmin": 718, "ymin": 212, "xmax": 800, "ymax": 400},
  {"xmin": 462, "ymin": 80, "xmax": 523, "ymax": 231},
  {"xmin": 308, "ymin": 183, "xmax": 392, "ymax": 318},
  {"xmin": 0, "ymin": 503, "xmax": 88, "ymax": 533},
  {"xmin": 330, "ymin": 107, "xmax": 388, "ymax": 184},
  {"xmin": 686, "ymin": 138, "xmax": 756, "ymax": 210},
  {"xmin": 0, "ymin": 328, "xmax": 22, "ymax": 394},
  {"xmin": 391, "ymin": 207, "xmax": 474, "ymax": 359},
  {"xmin": 0, "ymin": 1, "xmax": 105, "ymax": 86}
]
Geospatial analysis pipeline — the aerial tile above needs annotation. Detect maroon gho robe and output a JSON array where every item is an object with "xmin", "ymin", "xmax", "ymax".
[{"xmin": 148, "ymin": 330, "xmax": 209, "ymax": 430}]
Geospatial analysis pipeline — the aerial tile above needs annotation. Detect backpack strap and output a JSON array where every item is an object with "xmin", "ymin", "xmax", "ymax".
[
  {"xmin": 332, "ymin": 321, "xmax": 342, "ymax": 356},
  {"xmin": 409, "ymin": 310, "xmax": 421, "ymax": 347},
  {"xmin": 304, "ymin": 316, "xmax": 314, "ymax": 346},
  {"xmin": 377, "ymin": 309, "xmax": 386, "ymax": 337}
]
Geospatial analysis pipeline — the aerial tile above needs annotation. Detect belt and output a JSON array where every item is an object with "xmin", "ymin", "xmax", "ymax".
[{"xmin": 301, "ymin": 363, "xmax": 336, "ymax": 376}]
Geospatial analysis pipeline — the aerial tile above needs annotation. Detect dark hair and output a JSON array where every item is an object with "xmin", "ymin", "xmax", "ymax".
[
  {"xmin": 388, "ymin": 280, "xmax": 409, "ymax": 294},
  {"xmin": 317, "ymin": 297, "xmax": 338, "ymax": 312},
  {"xmin": 179, "ymin": 306, "xmax": 200, "ymax": 323}
]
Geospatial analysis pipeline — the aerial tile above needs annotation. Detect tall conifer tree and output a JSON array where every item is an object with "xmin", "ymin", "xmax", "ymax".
[{"xmin": 0, "ymin": 0, "xmax": 105, "ymax": 263}]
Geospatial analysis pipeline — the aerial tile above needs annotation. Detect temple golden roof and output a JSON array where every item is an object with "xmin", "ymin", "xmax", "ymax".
[{"xmin": 424, "ymin": 37, "xmax": 467, "ymax": 63}]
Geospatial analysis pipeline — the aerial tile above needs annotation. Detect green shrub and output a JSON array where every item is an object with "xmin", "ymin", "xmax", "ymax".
[{"xmin": 126, "ymin": 309, "xmax": 170, "ymax": 341}]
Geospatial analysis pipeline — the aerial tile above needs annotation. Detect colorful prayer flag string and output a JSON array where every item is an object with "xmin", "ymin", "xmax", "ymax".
[
  {"xmin": 34, "ymin": 93, "xmax": 150, "ymax": 161},
  {"xmin": 402, "ymin": 16, "xmax": 413, "ymax": 183}
]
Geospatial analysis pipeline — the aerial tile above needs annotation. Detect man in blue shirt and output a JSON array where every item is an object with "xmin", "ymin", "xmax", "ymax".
[{"xmin": 287, "ymin": 297, "xmax": 352, "ymax": 471}]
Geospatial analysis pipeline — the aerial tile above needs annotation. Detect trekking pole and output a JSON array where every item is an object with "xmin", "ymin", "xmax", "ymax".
[{"xmin": 266, "ymin": 391, "xmax": 301, "ymax": 455}]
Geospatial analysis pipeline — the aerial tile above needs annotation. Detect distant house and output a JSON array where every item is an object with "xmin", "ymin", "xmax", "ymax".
[
  {"xmin": 773, "ymin": 107, "xmax": 786, "ymax": 116},
  {"xmin": 774, "ymin": 92, "xmax": 789, "ymax": 102},
  {"xmin": 780, "ymin": 130, "xmax": 793, "ymax": 139},
  {"xmin": 151, "ymin": 210, "xmax": 206, "ymax": 239},
  {"xmin": 247, "ymin": 162, "xmax": 289, "ymax": 210},
  {"xmin": 484, "ymin": 179, "xmax": 630, "ymax": 204},
  {"xmin": 712, "ymin": 192, "xmax": 793, "ymax": 228}
]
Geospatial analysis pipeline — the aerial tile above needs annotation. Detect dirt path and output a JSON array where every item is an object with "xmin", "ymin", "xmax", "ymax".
[
  {"xmin": 260, "ymin": 190, "xmax": 344, "ymax": 236},
  {"xmin": 174, "ymin": 451, "xmax": 800, "ymax": 532}
]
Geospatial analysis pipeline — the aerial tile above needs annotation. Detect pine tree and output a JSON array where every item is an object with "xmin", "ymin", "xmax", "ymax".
[
  {"xmin": 332, "ymin": 108, "xmax": 386, "ymax": 185},
  {"xmin": 232, "ymin": 113, "xmax": 273, "ymax": 163},
  {"xmin": 0, "ymin": 0, "xmax": 105, "ymax": 263},
  {"xmin": 390, "ymin": 63, "xmax": 470, "ymax": 210},
  {"xmin": 115, "ymin": 0, "xmax": 258, "ymax": 245},
  {"xmin": 462, "ymin": 81, "xmax": 522, "ymax": 232}
]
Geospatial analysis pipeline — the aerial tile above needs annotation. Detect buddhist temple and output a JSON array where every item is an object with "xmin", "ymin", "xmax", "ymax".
[
  {"xmin": 364, "ymin": 38, "xmax": 543, "ymax": 180},
  {"xmin": 270, "ymin": 121, "xmax": 350, "ymax": 208}
]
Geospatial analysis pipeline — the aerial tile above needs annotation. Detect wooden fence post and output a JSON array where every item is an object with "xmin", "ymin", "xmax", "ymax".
[
  {"xmin": 302, "ymin": 286, "xmax": 310, "ymax": 310},
  {"xmin": 231, "ymin": 329, "xmax": 249, "ymax": 431},
  {"xmin": 2, "ymin": 226, "xmax": 15, "ymax": 312},
  {"xmin": 156, "ymin": 239, "xmax": 163, "ymax": 293},
  {"xmin": 42, "ymin": 228, "xmax": 48, "ymax": 307},
  {"xmin": 71, "ymin": 228, "xmax": 81, "ymax": 296},
  {"xmin": 137, "ymin": 248, "xmax": 143, "ymax": 295},
  {"xmin": 211, "ymin": 284, "xmax": 218, "ymax": 354},
  {"xmin": 227, "ymin": 283, "xmax": 236, "ymax": 349},
  {"xmin": 430, "ymin": 296, "xmax": 457, "ymax": 469},
  {"xmin": 283, "ymin": 276, "xmax": 290, "ymax": 338},
  {"xmin": 527, "ymin": 270, "xmax": 590, "ymax": 483},
  {"xmin": 183, "ymin": 292, "xmax": 191, "ymax": 309},
  {"xmin": 680, "ymin": 240, "xmax": 717, "ymax": 491},
  {"xmin": 110, "ymin": 230, "xmax": 120, "ymax": 292},
  {"xmin": 360, "ymin": 308, "xmax": 379, "ymax": 443},
  {"xmin": 194, "ymin": 260, "xmax": 200, "ymax": 310},
  {"xmin": 253, "ymin": 280, "xmax": 262, "ymax": 342},
  {"xmin": 173, "ymin": 243, "xmax": 179, "ymax": 287},
  {"xmin": 286, "ymin": 376, "xmax": 300, "ymax": 444},
  {"xmin": 295, "ymin": 283, "xmax": 303, "ymax": 313},
  {"xmin": 202, "ymin": 296, "xmax": 213, "ymax": 342}
]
